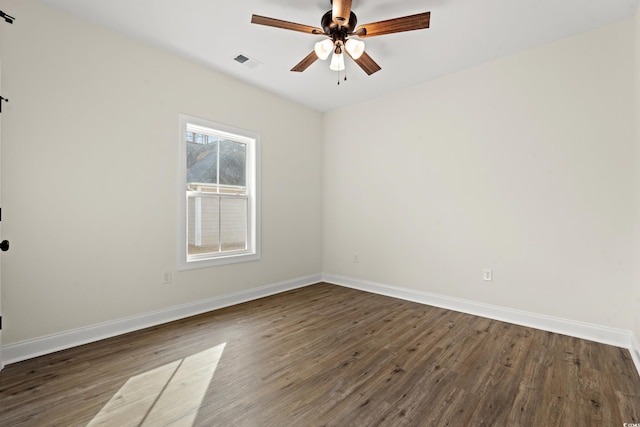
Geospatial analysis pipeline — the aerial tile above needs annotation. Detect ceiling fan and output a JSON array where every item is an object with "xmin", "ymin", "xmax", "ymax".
[{"xmin": 251, "ymin": 0, "xmax": 430, "ymax": 77}]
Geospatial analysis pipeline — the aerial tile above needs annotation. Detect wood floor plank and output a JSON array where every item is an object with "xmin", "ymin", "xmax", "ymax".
[{"xmin": 0, "ymin": 283, "xmax": 639, "ymax": 426}]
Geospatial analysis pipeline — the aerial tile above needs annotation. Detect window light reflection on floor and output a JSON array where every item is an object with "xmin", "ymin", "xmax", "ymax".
[{"xmin": 87, "ymin": 343, "xmax": 226, "ymax": 426}]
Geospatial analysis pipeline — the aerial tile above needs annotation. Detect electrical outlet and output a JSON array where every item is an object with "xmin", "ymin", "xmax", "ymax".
[
  {"xmin": 162, "ymin": 271, "xmax": 172, "ymax": 284},
  {"xmin": 354, "ymin": 253, "xmax": 359, "ymax": 263},
  {"xmin": 483, "ymin": 268, "xmax": 492, "ymax": 282}
]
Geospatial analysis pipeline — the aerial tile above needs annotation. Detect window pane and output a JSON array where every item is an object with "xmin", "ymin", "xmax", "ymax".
[
  {"xmin": 220, "ymin": 197, "xmax": 247, "ymax": 251},
  {"xmin": 219, "ymin": 140, "xmax": 246, "ymax": 188},
  {"xmin": 188, "ymin": 195, "xmax": 220, "ymax": 255},
  {"xmin": 187, "ymin": 139, "xmax": 218, "ymax": 185}
]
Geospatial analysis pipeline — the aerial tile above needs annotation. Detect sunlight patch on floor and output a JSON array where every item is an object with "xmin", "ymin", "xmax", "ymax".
[{"xmin": 88, "ymin": 343, "xmax": 226, "ymax": 426}]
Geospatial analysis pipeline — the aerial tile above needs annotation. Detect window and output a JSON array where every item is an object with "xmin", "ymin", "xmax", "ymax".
[{"xmin": 178, "ymin": 114, "xmax": 260, "ymax": 269}]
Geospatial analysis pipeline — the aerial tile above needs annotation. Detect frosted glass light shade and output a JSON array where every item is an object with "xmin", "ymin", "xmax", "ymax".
[
  {"xmin": 345, "ymin": 39, "xmax": 365, "ymax": 59},
  {"xmin": 314, "ymin": 39, "xmax": 334, "ymax": 60},
  {"xmin": 329, "ymin": 52, "xmax": 345, "ymax": 71}
]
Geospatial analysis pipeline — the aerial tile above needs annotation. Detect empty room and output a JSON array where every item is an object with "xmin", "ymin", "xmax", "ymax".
[{"xmin": 0, "ymin": 0, "xmax": 639, "ymax": 425}]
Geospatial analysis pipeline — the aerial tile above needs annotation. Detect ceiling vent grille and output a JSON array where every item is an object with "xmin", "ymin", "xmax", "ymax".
[{"xmin": 234, "ymin": 53, "xmax": 261, "ymax": 69}]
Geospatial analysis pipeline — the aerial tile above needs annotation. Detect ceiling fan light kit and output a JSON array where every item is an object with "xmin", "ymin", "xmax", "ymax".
[
  {"xmin": 314, "ymin": 39, "xmax": 334, "ymax": 61},
  {"xmin": 329, "ymin": 51, "xmax": 345, "ymax": 71},
  {"xmin": 251, "ymin": 0, "xmax": 430, "ymax": 79},
  {"xmin": 344, "ymin": 39, "xmax": 365, "ymax": 60}
]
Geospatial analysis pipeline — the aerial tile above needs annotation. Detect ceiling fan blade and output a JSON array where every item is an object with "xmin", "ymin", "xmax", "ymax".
[
  {"xmin": 332, "ymin": 0, "xmax": 353, "ymax": 26},
  {"xmin": 355, "ymin": 12, "xmax": 430, "ymax": 38},
  {"xmin": 291, "ymin": 51, "xmax": 319, "ymax": 72},
  {"xmin": 251, "ymin": 15, "xmax": 324, "ymax": 35},
  {"xmin": 347, "ymin": 51, "xmax": 381, "ymax": 75}
]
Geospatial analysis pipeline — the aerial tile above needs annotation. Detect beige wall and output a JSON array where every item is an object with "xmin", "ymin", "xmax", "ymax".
[
  {"xmin": 1, "ymin": 0, "xmax": 638, "ymax": 350},
  {"xmin": 323, "ymin": 19, "xmax": 635, "ymax": 330},
  {"xmin": 0, "ymin": 0, "xmax": 323, "ymax": 344}
]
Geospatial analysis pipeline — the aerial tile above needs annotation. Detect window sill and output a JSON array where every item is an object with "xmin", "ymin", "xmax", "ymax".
[{"xmin": 178, "ymin": 251, "xmax": 261, "ymax": 270}]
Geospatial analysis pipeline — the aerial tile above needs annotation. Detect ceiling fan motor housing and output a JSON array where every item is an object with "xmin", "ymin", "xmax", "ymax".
[{"xmin": 321, "ymin": 10, "xmax": 357, "ymax": 38}]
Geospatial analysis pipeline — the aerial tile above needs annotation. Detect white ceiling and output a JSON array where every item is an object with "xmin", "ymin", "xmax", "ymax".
[{"xmin": 40, "ymin": 0, "xmax": 640, "ymax": 112}]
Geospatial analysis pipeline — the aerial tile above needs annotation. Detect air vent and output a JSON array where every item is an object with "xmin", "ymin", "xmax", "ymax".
[
  {"xmin": 234, "ymin": 54, "xmax": 249, "ymax": 63},
  {"xmin": 233, "ymin": 53, "xmax": 261, "ymax": 69}
]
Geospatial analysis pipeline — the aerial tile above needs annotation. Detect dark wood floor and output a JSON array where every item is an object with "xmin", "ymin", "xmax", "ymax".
[{"xmin": 1, "ymin": 283, "xmax": 639, "ymax": 426}]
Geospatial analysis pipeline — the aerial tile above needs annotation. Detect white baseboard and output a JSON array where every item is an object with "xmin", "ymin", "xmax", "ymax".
[
  {"xmin": 2, "ymin": 274, "xmax": 321, "ymax": 365},
  {"xmin": 323, "ymin": 274, "xmax": 639, "ymax": 377},
  {"xmin": 4, "ymin": 273, "xmax": 640, "ymax": 381}
]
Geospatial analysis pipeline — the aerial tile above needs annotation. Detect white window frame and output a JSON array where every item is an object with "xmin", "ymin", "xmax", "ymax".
[{"xmin": 178, "ymin": 113, "xmax": 261, "ymax": 270}]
